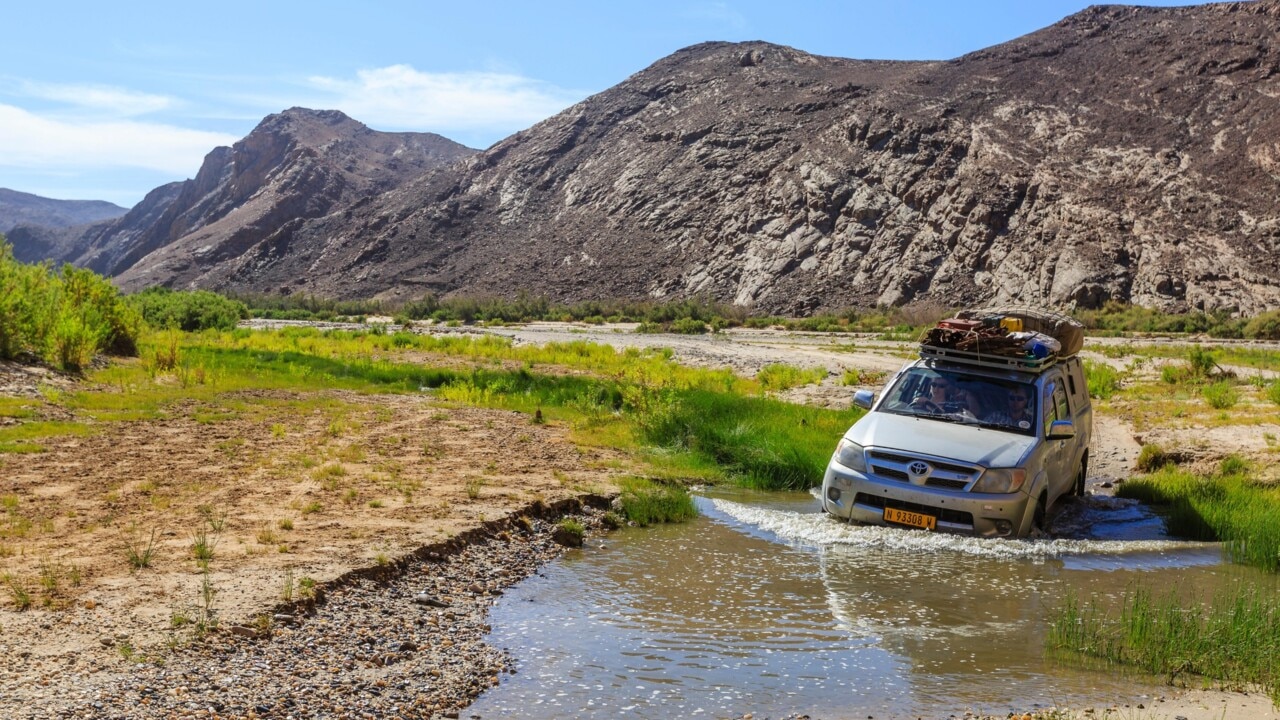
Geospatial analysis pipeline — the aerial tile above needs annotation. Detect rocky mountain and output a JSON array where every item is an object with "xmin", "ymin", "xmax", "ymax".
[
  {"xmin": 15, "ymin": 108, "xmax": 476, "ymax": 283},
  {"xmin": 0, "ymin": 189, "xmax": 126, "ymax": 234},
  {"xmin": 23, "ymin": 1, "xmax": 1280, "ymax": 314}
]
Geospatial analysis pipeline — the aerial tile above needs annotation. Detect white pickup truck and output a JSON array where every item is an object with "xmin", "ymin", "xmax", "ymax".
[{"xmin": 821, "ymin": 311, "xmax": 1092, "ymax": 538}]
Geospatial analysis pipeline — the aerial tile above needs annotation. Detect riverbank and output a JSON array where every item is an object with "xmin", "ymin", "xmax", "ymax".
[
  {"xmin": 1, "ymin": 501, "xmax": 612, "ymax": 719},
  {"xmin": 0, "ymin": 352, "xmax": 625, "ymax": 718}
]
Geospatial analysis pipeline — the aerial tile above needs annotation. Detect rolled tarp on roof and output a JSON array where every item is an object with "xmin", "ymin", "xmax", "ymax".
[{"xmin": 956, "ymin": 307, "xmax": 1085, "ymax": 356}]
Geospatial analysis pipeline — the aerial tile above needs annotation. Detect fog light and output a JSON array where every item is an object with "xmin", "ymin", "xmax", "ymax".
[
  {"xmin": 827, "ymin": 487, "xmax": 842, "ymax": 503},
  {"xmin": 994, "ymin": 520, "xmax": 1013, "ymax": 536}
]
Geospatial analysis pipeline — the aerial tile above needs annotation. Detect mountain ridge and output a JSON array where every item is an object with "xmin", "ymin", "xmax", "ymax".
[
  {"xmin": 11, "ymin": 1, "xmax": 1280, "ymax": 314},
  {"xmin": 0, "ymin": 188, "xmax": 127, "ymax": 235}
]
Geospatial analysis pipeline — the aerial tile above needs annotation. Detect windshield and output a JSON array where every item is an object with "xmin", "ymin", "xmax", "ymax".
[{"xmin": 879, "ymin": 367, "xmax": 1037, "ymax": 436}]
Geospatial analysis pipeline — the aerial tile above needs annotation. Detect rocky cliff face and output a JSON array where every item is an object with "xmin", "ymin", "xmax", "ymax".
[
  {"xmin": 28, "ymin": 108, "xmax": 475, "ymax": 290},
  {"xmin": 18, "ymin": 1, "xmax": 1280, "ymax": 314},
  {"xmin": 214, "ymin": 0, "xmax": 1279, "ymax": 314}
]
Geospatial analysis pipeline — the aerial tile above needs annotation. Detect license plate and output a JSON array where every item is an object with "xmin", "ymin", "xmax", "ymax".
[{"xmin": 884, "ymin": 507, "xmax": 937, "ymax": 531}]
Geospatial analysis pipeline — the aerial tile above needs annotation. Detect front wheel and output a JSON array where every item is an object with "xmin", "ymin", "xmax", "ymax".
[
  {"xmin": 1071, "ymin": 459, "xmax": 1088, "ymax": 497},
  {"xmin": 1027, "ymin": 494, "xmax": 1048, "ymax": 539}
]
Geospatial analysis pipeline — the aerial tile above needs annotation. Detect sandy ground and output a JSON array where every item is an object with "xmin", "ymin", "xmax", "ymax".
[
  {"xmin": 3, "ymin": 324, "xmax": 1279, "ymax": 719},
  {"xmin": 0, "ymin": 359, "xmax": 620, "ymax": 713}
]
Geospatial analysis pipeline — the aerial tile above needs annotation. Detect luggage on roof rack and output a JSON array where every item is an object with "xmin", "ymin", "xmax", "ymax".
[
  {"xmin": 917, "ymin": 307, "xmax": 1083, "ymax": 372},
  {"xmin": 955, "ymin": 307, "xmax": 1084, "ymax": 356}
]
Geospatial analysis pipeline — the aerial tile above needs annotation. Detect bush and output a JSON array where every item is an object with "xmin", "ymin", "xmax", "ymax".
[
  {"xmin": 1243, "ymin": 310, "xmax": 1280, "ymax": 340},
  {"xmin": 1268, "ymin": 381, "xmax": 1280, "ymax": 406},
  {"xmin": 757, "ymin": 364, "xmax": 826, "ymax": 392},
  {"xmin": 670, "ymin": 317, "xmax": 708, "ymax": 334},
  {"xmin": 0, "ymin": 239, "xmax": 140, "ymax": 368},
  {"xmin": 1202, "ymin": 381, "xmax": 1238, "ymax": 409},
  {"xmin": 1187, "ymin": 345, "xmax": 1218, "ymax": 378},
  {"xmin": 1083, "ymin": 360, "xmax": 1121, "ymax": 400},
  {"xmin": 129, "ymin": 287, "xmax": 247, "ymax": 332}
]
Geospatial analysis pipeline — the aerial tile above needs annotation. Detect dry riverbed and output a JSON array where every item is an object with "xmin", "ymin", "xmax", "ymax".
[{"xmin": 3, "ymin": 324, "xmax": 1280, "ymax": 719}]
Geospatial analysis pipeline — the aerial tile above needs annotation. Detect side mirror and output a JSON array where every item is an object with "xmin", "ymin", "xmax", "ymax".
[
  {"xmin": 1047, "ymin": 419, "xmax": 1075, "ymax": 440},
  {"xmin": 852, "ymin": 390, "xmax": 875, "ymax": 410}
]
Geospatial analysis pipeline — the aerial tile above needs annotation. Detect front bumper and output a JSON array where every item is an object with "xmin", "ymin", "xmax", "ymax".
[{"xmin": 821, "ymin": 461, "xmax": 1033, "ymax": 538}]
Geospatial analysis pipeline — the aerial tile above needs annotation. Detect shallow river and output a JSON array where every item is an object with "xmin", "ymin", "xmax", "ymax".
[{"xmin": 469, "ymin": 489, "xmax": 1276, "ymax": 719}]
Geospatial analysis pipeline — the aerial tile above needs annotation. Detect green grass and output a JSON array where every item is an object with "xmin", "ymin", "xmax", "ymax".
[
  {"xmin": 1049, "ymin": 584, "xmax": 1280, "ymax": 702},
  {"xmin": 1203, "ymin": 380, "xmax": 1239, "ymax": 409},
  {"xmin": 756, "ymin": 364, "xmax": 826, "ymax": 392},
  {"xmin": 639, "ymin": 390, "xmax": 859, "ymax": 490},
  {"xmin": 1118, "ymin": 465, "xmax": 1280, "ymax": 571},
  {"xmin": 615, "ymin": 477, "xmax": 697, "ymax": 526},
  {"xmin": 1098, "ymin": 342, "xmax": 1280, "ymax": 375},
  {"xmin": 1083, "ymin": 360, "xmax": 1122, "ymax": 400}
]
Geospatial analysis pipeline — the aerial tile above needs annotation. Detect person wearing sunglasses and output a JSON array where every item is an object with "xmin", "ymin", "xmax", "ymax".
[
  {"xmin": 910, "ymin": 377, "xmax": 979, "ymax": 416},
  {"xmin": 985, "ymin": 387, "xmax": 1035, "ymax": 429}
]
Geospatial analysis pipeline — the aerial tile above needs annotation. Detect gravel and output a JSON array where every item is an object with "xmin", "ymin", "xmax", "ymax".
[{"xmin": 3, "ymin": 511, "xmax": 600, "ymax": 720}]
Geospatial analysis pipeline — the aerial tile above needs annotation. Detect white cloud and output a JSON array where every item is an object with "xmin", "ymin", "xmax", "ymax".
[
  {"xmin": 0, "ymin": 103, "xmax": 239, "ymax": 175},
  {"xmin": 18, "ymin": 81, "xmax": 174, "ymax": 116},
  {"xmin": 306, "ymin": 65, "xmax": 586, "ymax": 135}
]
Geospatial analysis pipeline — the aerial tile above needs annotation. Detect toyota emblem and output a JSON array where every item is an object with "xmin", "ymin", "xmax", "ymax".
[{"xmin": 908, "ymin": 461, "xmax": 930, "ymax": 476}]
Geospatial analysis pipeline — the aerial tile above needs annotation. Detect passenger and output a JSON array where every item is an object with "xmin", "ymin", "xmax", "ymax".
[{"xmin": 986, "ymin": 387, "xmax": 1035, "ymax": 429}]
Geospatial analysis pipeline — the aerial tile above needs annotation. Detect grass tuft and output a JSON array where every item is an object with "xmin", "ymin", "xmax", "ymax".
[{"xmin": 615, "ymin": 477, "xmax": 697, "ymax": 526}]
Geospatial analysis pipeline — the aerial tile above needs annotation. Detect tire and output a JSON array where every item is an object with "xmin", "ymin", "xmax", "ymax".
[
  {"xmin": 1030, "ymin": 494, "xmax": 1048, "ymax": 537},
  {"xmin": 1071, "ymin": 459, "xmax": 1088, "ymax": 497}
]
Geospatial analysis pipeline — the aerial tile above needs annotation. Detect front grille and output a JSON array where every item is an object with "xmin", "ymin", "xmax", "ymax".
[
  {"xmin": 865, "ymin": 449, "xmax": 980, "ymax": 491},
  {"xmin": 868, "ymin": 451, "xmax": 973, "ymax": 475},
  {"xmin": 874, "ymin": 466, "xmax": 910, "ymax": 482},
  {"xmin": 854, "ymin": 493, "xmax": 975, "ymax": 526}
]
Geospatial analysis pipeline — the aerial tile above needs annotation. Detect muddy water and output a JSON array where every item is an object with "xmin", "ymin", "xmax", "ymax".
[{"xmin": 469, "ymin": 490, "xmax": 1276, "ymax": 719}]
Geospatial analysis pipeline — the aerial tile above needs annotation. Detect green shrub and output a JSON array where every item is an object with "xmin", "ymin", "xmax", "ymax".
[
  {"xmin": 757, "ymin": 364, "xmax": 826, "ymax": 392},
  {"xmin": 1049, "ymin": 584, "xmax": 1280, "ymax": 701},
  {"xmin": 129, "ymin": 287, "xmax": 247, "ymax": 332},
  {"xmin": 1160, "ymin": 364, "xmax": 1184, "ymax": 384},
  {"xmin": 1118, "ymin": 466, "xmax": 1280, "ymax": 570},
  {"xmin": 1135, "ymin": 444, "xmax": 1170, "ymax": 472},
  {"xmin": 1083, "ymin": 360, "xmax": 1121, "ymax": 400},
  {"xmin": 1202, "ymin": 381, "xmax": 1238, "ymax": 409},
  {"xmin": 1243, "ymin": 310, "xmax": 1280, "ymax": 340},
  {"xmin": 1187, "ymin": 345, "xmax": 1217, "ymax": 378},
  {"xmin": 0, "ymin": 240, "xmax": 140, "ymax": 368},
  {"xmin": 1268, "ymin": 381, "xmax": 1280, "ymax": 406},
  {"xmin": 553, "ymin": 518, "xmax": 585, "ymax": 546},
  {"xmin": 670, "ymin": 317, "xmax": 708, "ymax": 334}
]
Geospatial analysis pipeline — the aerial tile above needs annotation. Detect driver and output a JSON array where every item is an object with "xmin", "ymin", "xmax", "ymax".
[
  {"xmin": 911, "ymin": 377, "xmax": 971, "ymax": 414},
  {"xmin": 910, "ymin": 377, "xmax": 949, "ymax": 411}
]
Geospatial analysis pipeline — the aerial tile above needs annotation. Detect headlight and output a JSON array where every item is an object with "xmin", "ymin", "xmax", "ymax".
[
  {"xmin": 972, "ymin": 468, "xmax": 1027, "ymax": 494},
  {"xmin": 834, "ymin": 438, "xmax": 866, "ymax": 473}
]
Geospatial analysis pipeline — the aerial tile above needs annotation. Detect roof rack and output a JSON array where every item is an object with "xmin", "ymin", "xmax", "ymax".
[{"xmin": 919, "ymin": 344, "xmax": 1058, "ymax": 373}]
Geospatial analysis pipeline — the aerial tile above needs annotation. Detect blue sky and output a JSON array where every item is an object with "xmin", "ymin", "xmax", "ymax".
[{"xmin": 2, "ymin": 0, "xmax": 1209, "ymax": 208}]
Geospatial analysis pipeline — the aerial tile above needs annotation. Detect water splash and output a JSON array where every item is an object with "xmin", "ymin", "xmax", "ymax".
[{"xmin": 710, "ymin": 497, "xmax": 1219, "ymax": 561}]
